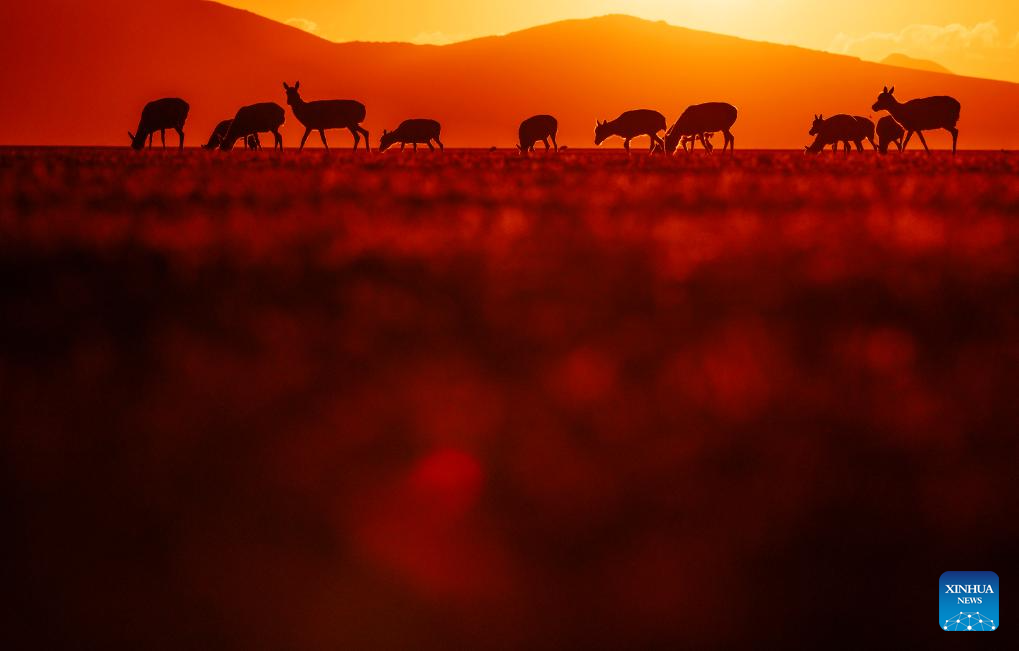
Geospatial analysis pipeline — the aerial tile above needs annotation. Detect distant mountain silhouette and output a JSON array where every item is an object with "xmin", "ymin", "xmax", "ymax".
[
  {"xmin": 1, "ymin": 1, "xmax": 1017, "ymax": 148},
  {"xmin": 880, "ymin": 53, "xmax": 953, "ymax": 76}
]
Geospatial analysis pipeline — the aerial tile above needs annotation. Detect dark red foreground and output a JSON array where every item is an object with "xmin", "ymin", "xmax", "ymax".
[{"xmin": 2, "ymin": 149, "xmax": 1017, "ymax": 648}]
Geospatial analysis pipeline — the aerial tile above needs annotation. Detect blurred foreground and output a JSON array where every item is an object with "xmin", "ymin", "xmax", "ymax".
[{"xmin": 2, "ymin": 149, "xmax": 1018, "ymax": 648}]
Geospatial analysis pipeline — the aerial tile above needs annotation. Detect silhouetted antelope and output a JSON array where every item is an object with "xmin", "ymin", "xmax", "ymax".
[
  {"xmin": 283, "ymin": 81, "xmax": 370, "ymax": 152},
  {"xmin": 219, "ymin": 103, "xmax": 285, "ymax": 151},
  {"xmin": 663, "ymin": 102, "xmax": 737, "ymax": 154},
  {"xmin": 203, "ymin": 120, "xmax": 232, "ymax": 150},
  {"xmin": 518, "ymin": 115, "xmax": 558, "ymax": 154},
  {"xmin": 205, "ymin": 120, "xmax": 261, "ymax": 150},
  {"xmin": 877, "ymin": 116, "xmax": 905, "ymax": 154},
  {"xmin": 805, "ymin": 114, "xmax": 875, "ymax": 155},
  {"xmin": 653, "ymin": 133, "xmax": 710, "ymax": 154},
  {"xmin": 379, "ymin": 119, "xmax": 444, "ymax": 152},
  {"xmin": 595, "ymin": 110, "xmax": 666, "ymax": 153},
  {"xmin": 128, "ymin": 98, "xmax": 189, "ymax": 150},
  {"xmin": 872, "ymin": 86, "xmax": 960, "ymax": 154},
  {"xmin": 854, "ymin": 116, "xmax": 878, "ymax": 151}
]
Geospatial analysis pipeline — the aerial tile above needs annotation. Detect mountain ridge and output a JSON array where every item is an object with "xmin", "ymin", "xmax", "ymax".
[{"xmin": 1, "ymin": 1, "xmax": 1015, "ymax": 148}]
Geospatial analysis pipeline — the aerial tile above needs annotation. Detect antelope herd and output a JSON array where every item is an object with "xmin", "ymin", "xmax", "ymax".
[{"xmin": 128, "ymin": 82, "xmax": 962, "ymax": 155}]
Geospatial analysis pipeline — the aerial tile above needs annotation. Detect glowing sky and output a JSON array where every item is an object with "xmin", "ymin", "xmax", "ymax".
[{"xmin": 219, "ymin": 0, "xmax": 1019, "ymax": 82}]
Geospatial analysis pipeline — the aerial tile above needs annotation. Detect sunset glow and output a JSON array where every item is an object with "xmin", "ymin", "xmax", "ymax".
[
  {"xmin": 222, "ymin": 0, "xmax": 1019, "ymax": 82},
  {"xmin": 6, "ymin": 0, "xmax": 1019, "ymax": 648}
]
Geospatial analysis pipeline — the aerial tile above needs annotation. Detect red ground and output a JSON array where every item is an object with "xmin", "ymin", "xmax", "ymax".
[{"xmin": 2, "ymin": 149, "xmax": 1018, "ymax": 648}]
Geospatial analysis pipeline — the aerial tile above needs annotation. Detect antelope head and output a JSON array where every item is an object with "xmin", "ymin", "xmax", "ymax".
[{"xmin": 873, "ymin": 86, "xmax": 896, "ymax": 112}]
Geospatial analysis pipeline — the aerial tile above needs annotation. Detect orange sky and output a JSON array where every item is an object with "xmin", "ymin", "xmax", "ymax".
[
  {"xmin": 5, "ymin": 2, "xmax": 1019, "ymax": 147},
  {"xmin": 221, "ymin": 0, "xmax": 1019, "ymax": 82}
]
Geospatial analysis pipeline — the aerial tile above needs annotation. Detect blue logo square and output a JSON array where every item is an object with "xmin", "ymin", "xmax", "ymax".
[{"xmin": 940, "ymin": 571, "xmax": 999, "ymax": 631}]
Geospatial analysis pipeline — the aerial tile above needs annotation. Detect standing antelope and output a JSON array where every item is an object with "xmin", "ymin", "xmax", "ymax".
[
  {"xmin": 518, "ymin": 115, "xmax": 558, "ymax": 154},
  {"xmin": 219, "ymin": 103, "xmax": 285, "ymax": 151},
  {"xmin": 872, "ymin": 86, "xmax": 961, "ymax": 154},
  {"xmin": 662, "ymin": 102, "xmax": 737, "ymax": 154},
  {"xmin": 876, "ymin": 116, "xmax": 905, "ymax": 154},
  {"xmin": 283, "ymin": 81, "xmax": 370, "ymax": 152},
  {"xmin": 128, "ymin": 98, "xmax": 189, "ymax": 150},
  {"xmin": 594, "ymin": 110, "xmax": 666, "ymax": 153}
]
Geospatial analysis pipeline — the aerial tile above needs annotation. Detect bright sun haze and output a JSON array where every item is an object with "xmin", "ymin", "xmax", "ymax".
[{"xmin": 221, "ymin": 0, "xmax": 1019, "ymax": 82}]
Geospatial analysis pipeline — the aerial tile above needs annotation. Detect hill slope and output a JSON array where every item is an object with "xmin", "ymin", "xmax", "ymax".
[{"xmin": 1, "ymin": 2, "xmax": 1016, "ymax": 148}]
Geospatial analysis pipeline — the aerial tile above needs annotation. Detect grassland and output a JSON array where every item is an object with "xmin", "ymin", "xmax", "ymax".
[{"xmin": 2, "ymin": 148, "xmax": 1018, "ymax": 648}]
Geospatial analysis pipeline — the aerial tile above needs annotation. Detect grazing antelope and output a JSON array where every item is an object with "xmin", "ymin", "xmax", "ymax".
[
  {"xmin": 128, "ymin": 98, "xmax": 189, "ymax": 150},
  {"xmin": 876, "ymin": 116, "xmax": 905, "ymax": 154},
  {"xmin": 518, "ymin": 115, "xmax": 558, "ymax": 154},
  {"xmin": 662, "ymin": 102, "xmax": 737, "ymax": 154},
  {"xmin": 594, "ymin": 109, "xmax": 667, "ymax": 153},
  {"xmin": 379, "ymin": 119, "xmax": 444, "ymax": 152},
  {"xmin": 205, "ymin": 120, "xmax": 261, "ymax": 150},
  {"xmin": 805, "ymin": 114, "xmax": 875, "ymax": 155},
  {"xmin": 283, "ymin": 81, "xmax": 370, "ymax": 152},
  {"xmin": 872, "ymin": 86, "xmax": 961, "ymax": 154},
  {"xmin": 203, "ymin": 120, "xmax": 232, "ymax": 150},
  {"xmin": 219, "ymin": 103, "xmax": 285, "ymax": 151}
]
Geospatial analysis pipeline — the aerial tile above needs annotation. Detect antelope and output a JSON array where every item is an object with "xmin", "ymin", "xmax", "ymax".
[
  {"xmin": 128, "ymin": 98, "xmax": 189, "ymax": 150},
  {"xmin": 872, "ymin": 86, "xmax": 961, "ymax": 154},
  {"xmin": 805, "ymin": 114, "xmax": 875, "ymax": 155},
  {"xmin": 594, "ymin": 109, "xmax": 666, "ymax": 153},
  {"xmin": 662, "ymin": 102, "xmax": 737, "ymax": 154},
  {"xmin": 518, "ymin": 115, "xmax": 558, "ymax": 154},
  {"xmin": 852, "ymin": 116, "xmax": 878, "ymax": 151},
  {"xmin": 219, "ymin": 103, "xmax": 285, "ymax": 151},
  {"xmin": 876, "ymin": 116, "xmax": 905, "ymax": 154},
  {"xmin": 379, "ymin": 119, "xmax": 444, "ymax": 152},
  {"xmin": 203, "ymin": 120, "xmax": 232, "ymax": 149},
  {"xmin": 205, "ymin": 120, "xmax": 261, "ymax": 150},
  {"xmin": 283, "ymin": 81, "xmax": 370, "ymax": 152}
]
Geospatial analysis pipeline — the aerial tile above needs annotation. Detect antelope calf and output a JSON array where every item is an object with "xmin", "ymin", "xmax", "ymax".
[{"xmin": 876, "ymin": 116, "xmax": 906, "ymax": 154}]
